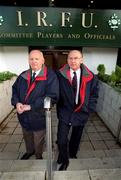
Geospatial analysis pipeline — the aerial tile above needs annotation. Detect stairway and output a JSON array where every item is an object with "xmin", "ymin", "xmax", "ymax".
[
  {"xmin": 0, "ymin": 109, "xmax": 121, "ymax": 179},
  {"xmin": 1, "ymin": 149, "xmax": 121, "ymax": 179}
]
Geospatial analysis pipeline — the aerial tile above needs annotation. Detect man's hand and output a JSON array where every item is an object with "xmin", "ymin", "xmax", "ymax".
[
  {"xmin": 16, "ymin": 103, "xmax": 24, "ymax": 114},
  {"xmin": 16, "ymin": 103, "xmax": 31, "ymax": 114},
  {"xmin": 23, "ymin": 104, "xmax": 31, "ymax": 111}
]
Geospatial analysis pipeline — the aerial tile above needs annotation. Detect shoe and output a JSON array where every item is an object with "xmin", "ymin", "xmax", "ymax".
[
  {"xmin": 58, "ymin": 162, "xmax": 69, "ymax": 171},
  {"xmin": 36, "ymin": 156, "xmax": 43, "ymax": 159},
  {"xmin": 57, "ymin": 163, "xmax": 62, "ymax": 170},
  {"xmin": 57, "ymin": 158, "xmax": 62, "ymax": 164},
  {"xmin": 20, "ymin": 152, "xmax": 34, "ymax": 160}
]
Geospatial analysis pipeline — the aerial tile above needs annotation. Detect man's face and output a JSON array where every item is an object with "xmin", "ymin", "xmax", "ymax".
[
  {"xmin": 29, "ymin": 50, "xmax": 45, "ymax": 71},
  {"xmin": 67, "ymin": 50, "xmax": 83, "ymax": 71}
]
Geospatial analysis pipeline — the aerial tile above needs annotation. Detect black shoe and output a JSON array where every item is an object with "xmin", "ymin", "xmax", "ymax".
[
  {"xmin": 58, "ymin": 162, "xmax": 69, "ymax": 171},
  {"xmin": 21, "ymin": 152, "xmax": 34, "ymax": 160},
  {"xmin": 36, "ymin": 156, "xmax": 43, "ymax": 159},
  {"xmin": 57, "ymin": 158, "xmax": 62, "ymax": 164}
]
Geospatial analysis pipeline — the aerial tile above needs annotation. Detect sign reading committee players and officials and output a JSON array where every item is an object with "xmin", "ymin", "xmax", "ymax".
[{"xmin": 0, "ymin": 6, "xmax": 121, "ymax": 47}]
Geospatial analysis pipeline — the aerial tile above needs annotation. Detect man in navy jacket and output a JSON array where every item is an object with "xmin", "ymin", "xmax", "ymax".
[
  {"xmin": 56, "ymin": 50, "xmax": 99, "ymax": 170},
  {"xmin": 11, "ymin": 50, "xmax": 59, "ymax": 159}
]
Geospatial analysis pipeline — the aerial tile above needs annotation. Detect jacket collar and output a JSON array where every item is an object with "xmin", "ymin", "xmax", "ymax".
[
  {"xmin": 21, "ymin": 64, "xmax": 47, "ymax": 81},
  {"xmin": 60, "ymin": 63, "xmax": 93, "ymax": 112},
  {"xmin": 59, "ymin": 63, "xmax": 92, "ymax": 81}
]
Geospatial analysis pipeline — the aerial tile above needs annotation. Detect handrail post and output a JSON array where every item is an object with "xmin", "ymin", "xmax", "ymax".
[{"xmin": 44, "ymin": 97, "xmax": 53, "ymax": 180}]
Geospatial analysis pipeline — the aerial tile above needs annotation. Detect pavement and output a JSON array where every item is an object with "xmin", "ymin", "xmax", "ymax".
[
  {"xmin": 0, "ymin": 108, "xmax": 121, "ymax": 180},
  {"xmin": 0, "ymin": 109, "xmax": 120, "ymax": 157}
]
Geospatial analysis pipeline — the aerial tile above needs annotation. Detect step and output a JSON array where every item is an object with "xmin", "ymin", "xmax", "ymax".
[
  {"xmin": 0, "ymin": 151, "xmax": 57, "ymax": 160},
  {"xmin": 67, "ymin": 157, "xmax": 121, "ymax": 170},
  {"xmin": 0, "ymin": 168, "xmax": 121, "ymax": 180},
  {"xmin": 53, "ymin": 168, "xmax": 121, "ymax": 180},
  {"xmin": 2, "ymin": 156, "xmax": 121, "ymax": 173},
  {"xmin": 0, "ymin": 160, "xmax": 47, "ymax": 172},
  {"xmin": 1, "ymin": 149, "xmax": 121, "ymax": 160},
  {"xmin": 0, "ymin": 171, "xmax": 45, "ymax": 180}
]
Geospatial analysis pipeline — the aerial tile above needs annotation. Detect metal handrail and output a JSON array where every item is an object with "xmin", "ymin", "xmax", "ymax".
[{"xmin": 44, "ymin": 97, "xmax": 53, "ymax": 180}]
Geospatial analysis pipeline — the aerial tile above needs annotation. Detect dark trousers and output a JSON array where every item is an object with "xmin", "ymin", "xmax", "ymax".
[
  {"xmin": 22, "ymin": 128, "xmax": 46, "ymax": 159},
  {"xmin": 57, "ymin": 121, "xmax": 84, "ymax": 163}
]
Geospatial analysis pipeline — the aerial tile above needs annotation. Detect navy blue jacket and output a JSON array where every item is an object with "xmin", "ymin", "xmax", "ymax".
[
  {"xmin": 56, "ymin": 64, "xmax": 99, "ymax": 126},
  {"xmin": 11, "ymin": 66, "xmax": 59, "ymax": 131}
]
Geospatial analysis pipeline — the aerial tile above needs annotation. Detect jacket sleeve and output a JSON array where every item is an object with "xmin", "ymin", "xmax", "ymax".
[
  {"xmin": 88, "ymin": 74, "xmax": 99, "ymax": 113},
  {"xmin": 11, "ymin": 76, "xmax": 20, "ymax": 108},
  {"xmin": 45, "ymin": 69, "xmax": 59, "ymax": 105}
]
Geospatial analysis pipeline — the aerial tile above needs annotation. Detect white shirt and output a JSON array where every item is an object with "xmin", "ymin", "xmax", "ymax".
[
  {"xmin": 32, "ymin": 70, "xmax": 41, "ymax": 78},
  {"xmin": 70, "ymin": 68, "xmax": 81, "ymax": 104}
]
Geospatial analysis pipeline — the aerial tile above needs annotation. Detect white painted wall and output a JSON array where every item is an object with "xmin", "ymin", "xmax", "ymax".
[
  {"xmin": 83, "ymin": 47, "xmax": 118, "ymax": 74},
  {"xmin": 0, "ymin": 46, "xmax": 118, "ymax": 75},
  {"xmin": 0, "ymin": 46, "xmax": 29, "ymax": 75}
]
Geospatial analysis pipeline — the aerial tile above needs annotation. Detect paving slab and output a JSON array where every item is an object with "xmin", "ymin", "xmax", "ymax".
[
  {"xmin": 3, "ymin": 143, "xmax": 20, "ymax": 152},
  {"xmin": 77, "ymin": 150, "xmax": 106, "ymax": 158},
  {"xmin": 13, "ymin": 128, "xmax": 22, "ymax": 135},
  {"xmin": 0, "ymin": 144, "xmax": 5, "ymax": 152},
  {"xmin": 105, "ymin": 140, "xmax": 120, "ymax": 149},
  {"xmin": 99, "ymin": 132, "xmax": 115, "ymax": 140},
  {"xmin": 0, "ymin": 135, "xmax": 10, "ymax": 144},
  {"xmin": 0, "ymin": 127, "xmax": 15, "ymax": 135},
  {"xmin": 91, "ymin": 140, "xmax": 107, "ymax": 150},
  {"xmin": 88, "ymin": 132, "xmax": 102, "ymax": 141},
  {"xmin": 104, "ymin": 149, "xmax": 121, "ymax": 157},
  {"xmin": 5, "ymin": 122, "xmax": 18, "ymax": 128},
  {"xmin": 79, "ymin": 142, "xmax": 94, "ymax": 150},
  {"xmin": 8, "ymin": 135, "xmax": 23, "ymax": 143},
  {"xmin": 0, "ymin": 152, "xmax": 20, "ymax": 160}
]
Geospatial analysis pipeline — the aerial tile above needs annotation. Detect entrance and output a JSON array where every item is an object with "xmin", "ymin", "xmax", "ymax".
[{"xmin": 43, "ymin": 50, "xmax": 67, "ymax": 69}]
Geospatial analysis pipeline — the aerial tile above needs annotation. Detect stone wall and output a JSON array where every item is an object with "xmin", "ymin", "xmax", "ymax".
[
  {"xmin": 0, "ymin": 77, "xmax": 16, "ymax": 124},
  {"xmin": 96, "ymin": 81, "xmax": 121, "ymax": 139}
]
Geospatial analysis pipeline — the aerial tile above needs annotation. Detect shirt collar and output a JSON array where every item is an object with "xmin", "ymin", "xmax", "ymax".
[
  {"xmin": 32, "ymin": 69, "xmax": 41, "ymax": 77},
  {"xmin": 70, "ymin": 68, "xmax": 80, "ymax": 78}
]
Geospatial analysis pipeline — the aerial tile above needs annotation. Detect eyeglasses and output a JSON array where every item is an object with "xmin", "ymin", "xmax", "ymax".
[{"xmin": 68, "ymin": 57, "xmax": 82, "ymax": 60}]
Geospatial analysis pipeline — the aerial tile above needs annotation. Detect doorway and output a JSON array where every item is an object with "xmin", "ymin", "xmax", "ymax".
[{"xmin": 44, "ymin": 51, "xmax": 67, "ymax": 69}]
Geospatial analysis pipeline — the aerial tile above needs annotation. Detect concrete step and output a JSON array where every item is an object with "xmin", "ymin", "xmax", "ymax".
[
  {"xmin": 1, "ymin": 149, "xmax": 121, "ymax": 160},
  {"xmin": 1, "ymin": 168, "xmax": 121, "ymax": 180},
  {"xmin": 1, "ymin": 156, "xmax": 121, "ymax": 172},
  {"xmin": 0, "ymin": 160, "xmax": 47, "ymax": 172},
  {"xmin": 67, "ymin": 157, "xmax": 121, "ymax": 170},
  {"xmin": 53, "ymin": 168, "xmax": 121, "ymax": 180},
  {"xmin": 0, "ymin": 151, "xmax": 57, "ymax": 160},
  {"xmin": 0, "ymin": 171, "xmax": 45, "ymax": 180}
]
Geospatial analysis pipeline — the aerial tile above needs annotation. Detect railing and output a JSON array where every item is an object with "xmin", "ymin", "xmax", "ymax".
[{"xmin": 44, "ymin": 97, "xmax": 53, "ymax": 180}]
